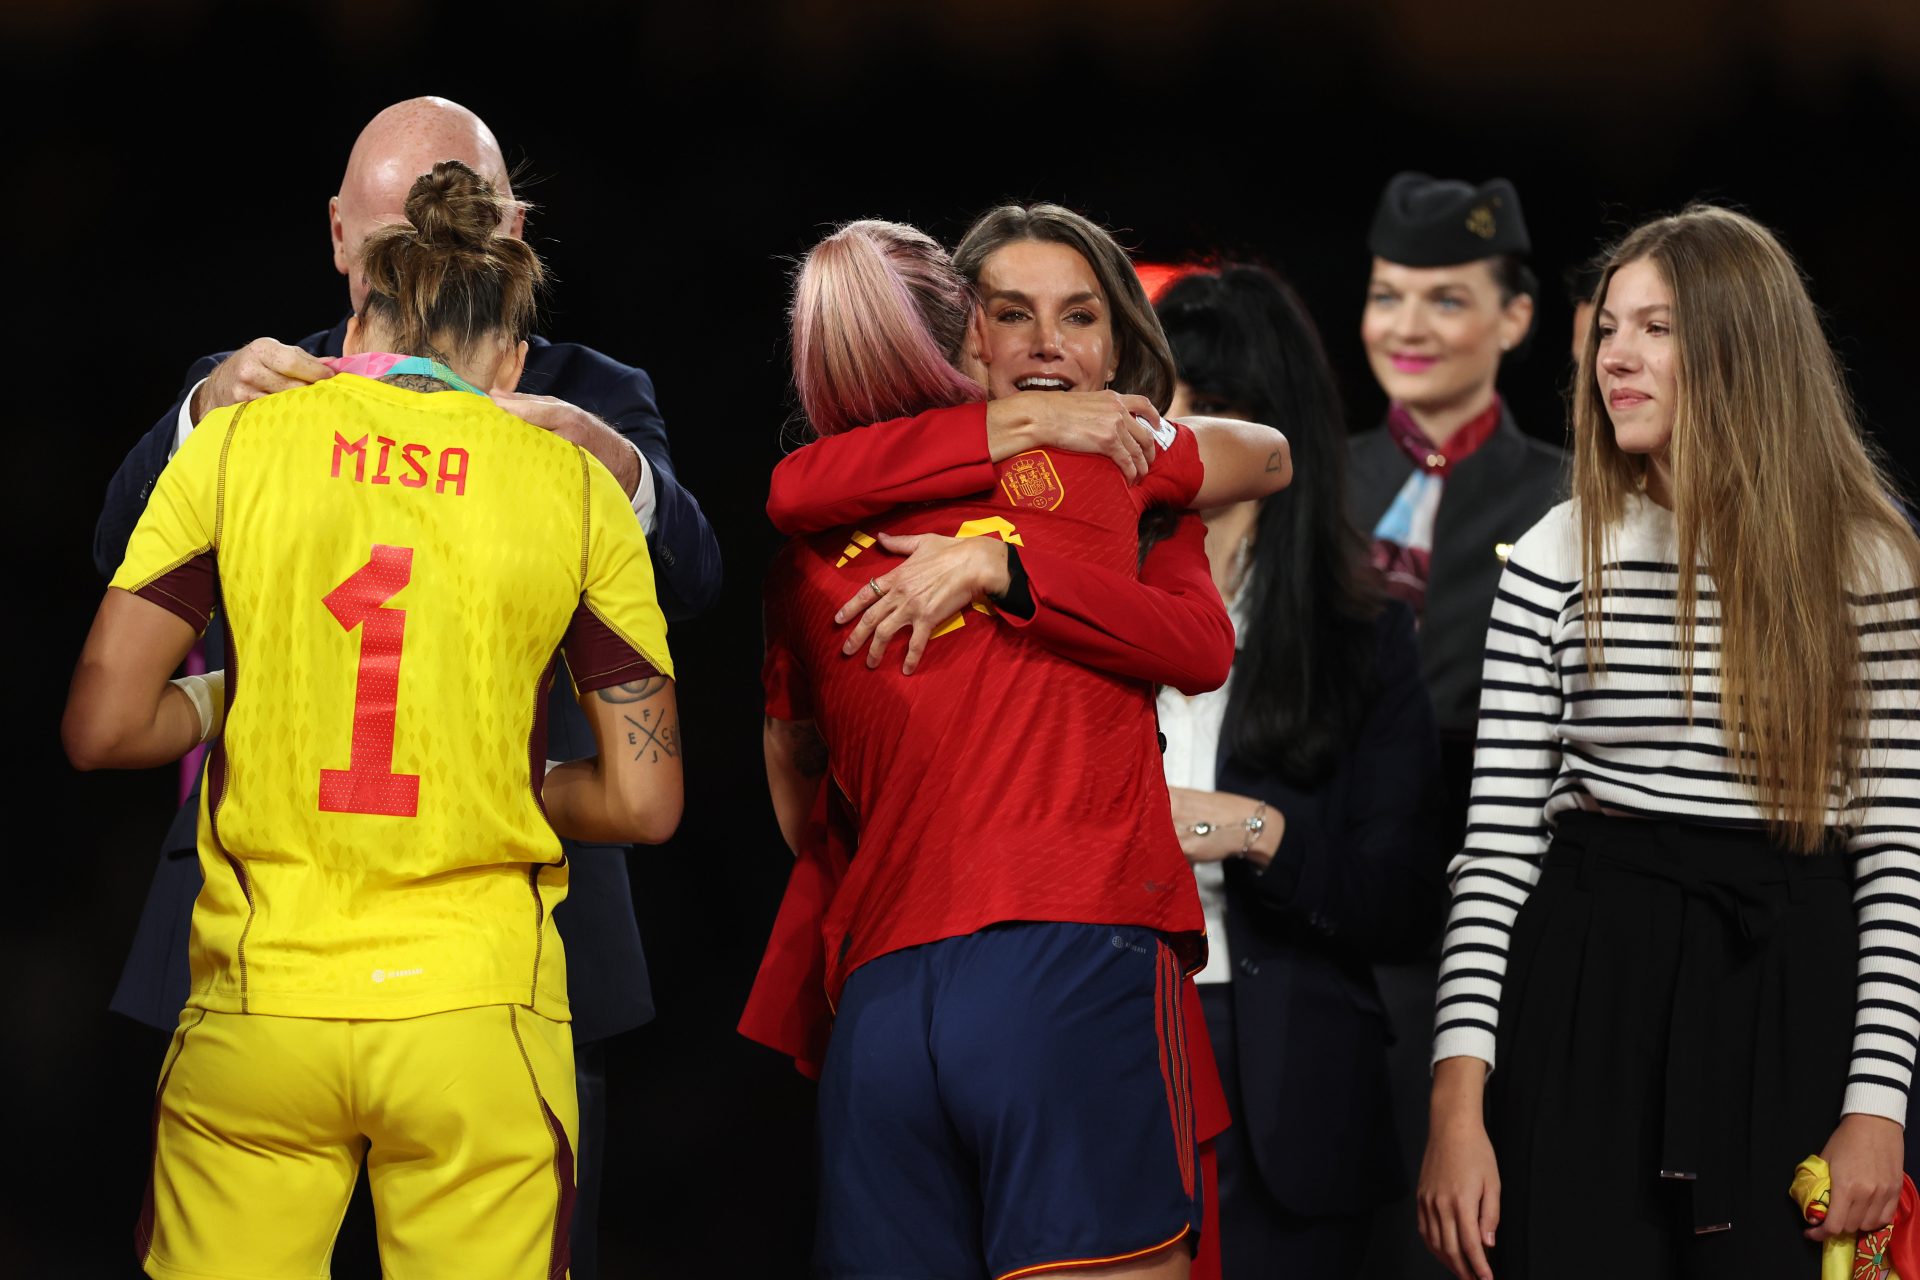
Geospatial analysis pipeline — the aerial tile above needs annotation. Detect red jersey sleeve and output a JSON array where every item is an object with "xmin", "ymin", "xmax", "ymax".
[
  {"xmin": 1131, "ymin": 420, "xmax": 1205, "ymax": 513},
  {"xmin": 737, "ymin": 779, "xmax": 856, "ymax": 1080},
  {"xmin": 762, "ymin": 550, "xmax": 816, "ymax": 720},
  {"xmin": 766, "ymin": 403, "xmax": 993, "ymax": 534},
  {"xmin": 1000, "ymin": 512, "xmax": 1233, "ymax": 695}
]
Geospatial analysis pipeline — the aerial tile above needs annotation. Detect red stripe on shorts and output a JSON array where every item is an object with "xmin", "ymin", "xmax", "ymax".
[
  {"xmin": 1153, "ymin": 945, "xmax": 1195, "ymax": 1197},
  {"xmin": 540, "ymin": 1096, "xmax": 578, "ymax": 1280},
  {"xmin": 1170, "ymin": 960, "xmax": 1194, "ymax": 1195}
]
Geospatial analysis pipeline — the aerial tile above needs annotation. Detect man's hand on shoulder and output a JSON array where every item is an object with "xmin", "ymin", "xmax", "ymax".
[
  {"xmin": 489, "ymin": 389, "xmax": 641, "ymax": 497},
  {"xmin": 192, "ymin": 338, "xmax": 334, "ymax": 424}
]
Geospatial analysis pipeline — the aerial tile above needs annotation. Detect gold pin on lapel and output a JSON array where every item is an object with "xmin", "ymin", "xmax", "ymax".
[{"xmin": 1495, "ymin": 542, "xmax": 1515, "ymax": 563}]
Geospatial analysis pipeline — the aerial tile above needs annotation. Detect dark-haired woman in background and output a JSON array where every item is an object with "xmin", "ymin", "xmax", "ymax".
[
  {"xmin": 1153, "ymin": 265, "xmax": 1445, "ymax": 1276},
  {"xmin": 1346, "ymin": 173, "xmax": 1565, "ymax": 1280}
]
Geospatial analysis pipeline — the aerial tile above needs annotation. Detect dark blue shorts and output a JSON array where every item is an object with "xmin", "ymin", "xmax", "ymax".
[{"xmin": 815, "ymin": 921, "xmax": 1200, "ymax": 1280}]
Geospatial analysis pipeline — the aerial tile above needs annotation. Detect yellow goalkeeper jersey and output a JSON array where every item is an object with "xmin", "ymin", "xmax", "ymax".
[{"xmin": 110, "ymin": 371, "xmax": 673, "ymax": 1021}]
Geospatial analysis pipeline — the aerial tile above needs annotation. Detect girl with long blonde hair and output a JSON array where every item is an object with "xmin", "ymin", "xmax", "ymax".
[{"xmin": 1416, "ymin": 205, "xmax": 1920, "ymax": 1280}]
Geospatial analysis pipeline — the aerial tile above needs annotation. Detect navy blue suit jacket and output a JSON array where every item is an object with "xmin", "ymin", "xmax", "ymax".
[
  {"xmin": 1211, "ymin": 602, "xmax": 1448, "ymax": 1217},
  {"xmin": 96, "ymin": 321, "xmax": 722, "ymax": 1043}
]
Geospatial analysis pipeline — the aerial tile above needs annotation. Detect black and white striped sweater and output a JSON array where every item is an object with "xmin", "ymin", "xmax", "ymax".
[{"xmin": 1432, "ymin": 495, "xmax": 1920, "ymax": 1125}]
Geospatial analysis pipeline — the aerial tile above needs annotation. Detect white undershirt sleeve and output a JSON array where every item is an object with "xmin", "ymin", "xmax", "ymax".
[
  {"xmin": 171, "ymin": 379, "xmax": 208, "ymax": 457},
  {"xmin": 627, "ymin": 440, "xmax": 656, "ymax": 534}
]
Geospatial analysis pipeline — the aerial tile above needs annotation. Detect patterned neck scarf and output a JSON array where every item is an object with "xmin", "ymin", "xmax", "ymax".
[
  {"xmin": 1370, "ymin": 396, "xmax": 1504, "ymax": 617},
  {"xmin": 1385, "ymin": 395, "xmax": 1503, "ymax": 476}
]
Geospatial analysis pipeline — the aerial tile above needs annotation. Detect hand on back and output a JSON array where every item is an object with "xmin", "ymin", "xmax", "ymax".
[{"xmin": 833, "ymin": 532, "xmax": 1011, "ymax": 675}]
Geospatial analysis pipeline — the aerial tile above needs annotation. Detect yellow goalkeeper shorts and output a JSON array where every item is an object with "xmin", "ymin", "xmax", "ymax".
[{"xmin": 137, "ymin": 1003, "xmax": 577, "ymax": 1279}]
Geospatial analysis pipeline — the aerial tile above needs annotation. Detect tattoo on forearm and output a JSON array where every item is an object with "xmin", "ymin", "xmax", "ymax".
[
  {"xmin": 767, "ymin": 715, "xmax": 829, "ymax": 779},
  {"xmin": 625, "ymin": 708, "xmax": 680, "ymax": 763},
  {"xmin": 597, "ymin": 676, "xmax": 668, "ymax": 704},
  {"xmin": 1265, "ymin": 448, "xmax": 1285, "ymax": 472}
]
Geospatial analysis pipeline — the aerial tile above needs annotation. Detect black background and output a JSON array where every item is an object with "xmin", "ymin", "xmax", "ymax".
[{"xmin": 6, "ymin": 1, "xmax": 1917, "ymax": 1272}]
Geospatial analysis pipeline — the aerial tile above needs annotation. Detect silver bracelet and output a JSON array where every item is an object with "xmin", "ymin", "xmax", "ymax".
[{"xmin": 1238, "ymin": 802, "xmax": 1268, "ymax": 858}]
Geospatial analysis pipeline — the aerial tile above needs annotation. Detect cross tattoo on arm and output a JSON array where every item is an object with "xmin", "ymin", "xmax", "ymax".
[
  {"xmin": 594, "ymin": 676, "xmax": 679, "ymax": 763},
  {"xmin": 624, "ymin": 708, "xmax": 680, "ymax": 763}
]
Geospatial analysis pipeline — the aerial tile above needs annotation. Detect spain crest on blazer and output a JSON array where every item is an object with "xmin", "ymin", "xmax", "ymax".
[{"xmin": 999, "ymin": 450, "xmax": 1065, "ymax": 511}]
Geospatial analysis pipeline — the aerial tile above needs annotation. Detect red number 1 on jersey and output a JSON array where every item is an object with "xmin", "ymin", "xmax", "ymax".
[{"xmin": 320, "ymin": 544, "xmax": 420, "ymax": 817}]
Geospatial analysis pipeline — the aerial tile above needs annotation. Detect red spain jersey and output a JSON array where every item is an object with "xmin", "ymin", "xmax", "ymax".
[{"xmin": 762, "ymin": 405, "xmax": 1216, "ymax": 998}]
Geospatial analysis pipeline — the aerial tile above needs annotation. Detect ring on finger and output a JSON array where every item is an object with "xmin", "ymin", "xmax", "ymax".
[{"xmin": 868, "ymin": 577, "xmax": 886, "ymax": 597}]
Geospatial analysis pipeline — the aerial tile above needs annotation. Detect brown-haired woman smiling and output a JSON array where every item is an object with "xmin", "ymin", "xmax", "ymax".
[{"xmin": 1418, "ymin": 205, "xmax": 1920, "ymax": 1280}]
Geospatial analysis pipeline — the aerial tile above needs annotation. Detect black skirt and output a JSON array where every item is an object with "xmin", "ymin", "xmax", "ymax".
[{"xmin": 1487, "ymin": 810, "xmax": 1856, "ymax": 1280}]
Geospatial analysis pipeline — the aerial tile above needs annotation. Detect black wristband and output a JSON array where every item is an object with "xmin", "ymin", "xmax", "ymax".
[{"xmin": 990, "ymin": 542, "xmax": 1036, "ymax": 619}]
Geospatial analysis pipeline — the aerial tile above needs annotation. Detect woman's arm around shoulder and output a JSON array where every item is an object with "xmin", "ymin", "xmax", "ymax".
[
  {"xmin": 1186, "ymin": 416, "xmax": 1292, "ymax": 509},
  {"xmin": 766, "ymin": 391, "xmax": 1169, "ymax": 534},
  {"xmin": 827, "ymin": 513, "xmax": 1233, "ymax": 692}
]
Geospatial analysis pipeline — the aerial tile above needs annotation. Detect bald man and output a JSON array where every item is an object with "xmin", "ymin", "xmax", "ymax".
[{"xmin": 92, "ymin": 96, "xmax": 721, "ymax": 1278}]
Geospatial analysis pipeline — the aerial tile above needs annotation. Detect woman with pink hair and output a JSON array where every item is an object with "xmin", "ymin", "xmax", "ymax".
[{"xmin": 757, "ymin": 212, "xmax": 1287, "ymax": 1280}]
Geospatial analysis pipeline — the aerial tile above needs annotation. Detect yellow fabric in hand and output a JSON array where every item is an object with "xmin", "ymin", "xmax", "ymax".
[{"xmin": 1792, "ymin": 1154, "xmax": 1900, "ymax": 1280}]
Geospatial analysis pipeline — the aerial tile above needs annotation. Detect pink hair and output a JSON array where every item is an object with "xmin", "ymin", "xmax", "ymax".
[{"xmin": 790, "ymin": 220, "xmax": 983, "ymax": 438}]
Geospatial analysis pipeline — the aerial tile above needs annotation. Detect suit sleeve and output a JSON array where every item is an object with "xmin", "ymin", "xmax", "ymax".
[
  {"xmin": 1234, "ymin": 603, "xmax": 1449, "ymax": 962},
  {"xmin": 562, "ymin": 454, "xmax": 675, "ymax": 692},
  {"xmin": 93, "ymin": 352, "xmax": 227, "ymax": 579},
  {"xmin": 766, "ymin": 404, "xmax": 995, "ymax": 535},
  {"xmin": 107, "ymin": 401, "xmax": 236, "ymax": 632},
  {"xmin": 998, "ymin": 513, "xmax": 1233, "ymax": 695},
  {"xmin": 549, "ymin": 351, "xmax": 722, "ymax": 623}
]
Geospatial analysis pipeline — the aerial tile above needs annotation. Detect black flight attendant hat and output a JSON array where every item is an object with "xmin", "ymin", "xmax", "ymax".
[{"xmin": 1368, "ymin": 172, "xmax": 1531, "ymax": 266}]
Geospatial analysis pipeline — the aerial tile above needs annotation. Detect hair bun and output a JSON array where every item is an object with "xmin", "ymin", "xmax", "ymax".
[
  {"xmin": 404, "ymin": 159, "xmax": 501, "ymax": 250},
  {"xmin": 357, "ymin": 158, "xmax": 543, "ymax": 357}
]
